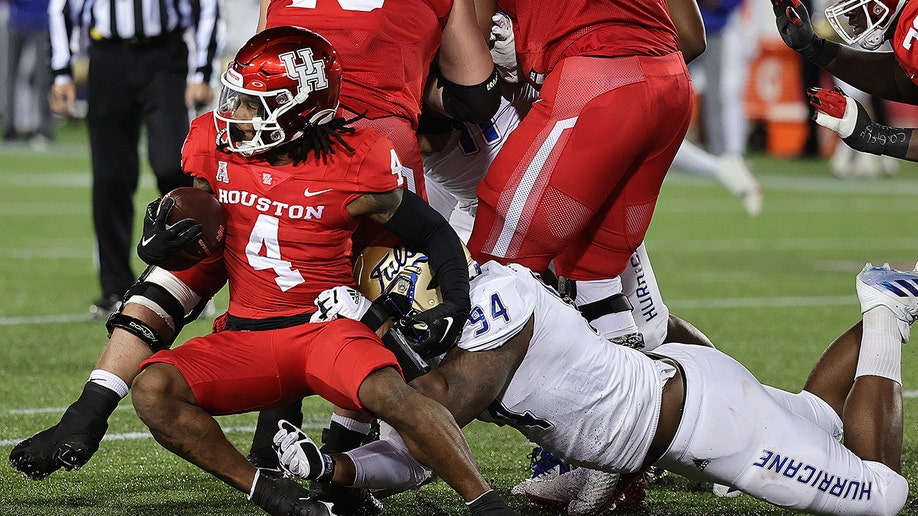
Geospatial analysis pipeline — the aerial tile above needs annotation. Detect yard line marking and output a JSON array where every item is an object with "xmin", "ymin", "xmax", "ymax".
[
  {"xmin": 0, "ymin": 314, "xmax": 95, "ymax": 325},
  {"xmin": 0, "ymin": 424, "xmax": 328, "ymax": 447},
  {"xmin": 667, "ymin": 295, "xmax": 855, "ymax": 310}
]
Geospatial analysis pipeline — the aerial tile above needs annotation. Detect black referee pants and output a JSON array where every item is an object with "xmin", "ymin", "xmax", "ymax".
[{"xmin": 87, "ymin": 32, "xmax": 193, "ymax": 299}]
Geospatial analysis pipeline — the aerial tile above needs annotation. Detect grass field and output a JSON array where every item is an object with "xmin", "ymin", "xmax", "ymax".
[{"xmin": 3, "ymin": 121, "xmax": 918, "ymax": 515}]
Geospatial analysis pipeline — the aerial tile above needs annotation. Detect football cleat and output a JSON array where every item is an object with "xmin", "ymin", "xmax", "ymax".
[
  {"xmin": 250, "ymin": 472, "xmax": 336, "ymax": 516},
  {"xmin": 566, "ymin": 469, "xmax": 620, "ymax": 515},
  {"xmin": 10, "ymin": 415, "xmax": 108, "ymax": 480},
  {"xmin": 523, "ymin": 467, "xmax": 591, "ymax": 508},
  {"xmin": 309, "ymin": 481, "xmax": 383, "ymax": 516},
  {"xmin": 856, "ymin": 262, "xmax": 918, "ymax": 341},
  {"xmin": 523, "ymin": 467, "xmax": 647, "ymax": 514},
  {"xmin": 712, "ymin": 483, "xmax": 743, "ymax": 498},
  {"xmin": 716, "ymin": 155, "xmax": 762, "ymax": 217},
  {"xmin": 510, "ymin": 446, "xmax": 572, "ymax": 495}
]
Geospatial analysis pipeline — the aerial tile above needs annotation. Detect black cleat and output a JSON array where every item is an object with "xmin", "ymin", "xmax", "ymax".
[
  {"xmin": 251, "ymin": 473, "xmax": 335, "ymax": 516},
  {"xmin": 10, "ymin": 403, "xmax": 108, "ymax": 480},
  {"xmin": 310, "ymin": 481, "xmax": 383, "ymax": 516},
  {"xmin": 9, "ymin": 416, "xmax": 106, "ymax": 480}
]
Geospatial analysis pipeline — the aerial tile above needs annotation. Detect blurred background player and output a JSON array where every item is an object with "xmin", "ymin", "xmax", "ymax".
[
  {"xmin": 672, "ymin": 0, "xmax": 763, "ymax": 216},
  {"xmin": 47, "ymin": 0, "xmax": 222, "ymax": 318},
  {"xmin": 2, "ymin": 0, "xmax": 53, "ymax": 147}
]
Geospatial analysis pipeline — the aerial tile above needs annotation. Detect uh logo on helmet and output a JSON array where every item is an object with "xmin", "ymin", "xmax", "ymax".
[{"xmin": 214, "ymin": 26, "xmax": 342, "ymax": 154}]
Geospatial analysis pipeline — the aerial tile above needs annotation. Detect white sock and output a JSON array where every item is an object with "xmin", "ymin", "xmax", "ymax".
[
  {"xmin": 574, "ymin": 278, "xmax": 639, "ymax": 339},
  {"xmin": 855, "ymin": 307, "xmax": 903, "ymax": 384},
  {"xmin": 330, "ymin": 413, "xmax": 373, "ymax": 435},
  {"xmin": 88, "ymin": 369, "xmax": 130, "ymax": 398}
]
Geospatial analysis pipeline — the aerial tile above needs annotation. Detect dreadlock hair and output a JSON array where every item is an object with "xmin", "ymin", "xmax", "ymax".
[{"xmin": 277, "ymin": 113, "xmax": 367, "ymax": 166}]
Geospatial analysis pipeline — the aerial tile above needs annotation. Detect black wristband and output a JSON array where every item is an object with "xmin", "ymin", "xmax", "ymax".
[
  {"xmin": 845, "ymin": 124, "xmax": 913, "ymax": 159},
  {"xmin": 803, "ymin": 38, "xmax": 839, "ymax": 68}
]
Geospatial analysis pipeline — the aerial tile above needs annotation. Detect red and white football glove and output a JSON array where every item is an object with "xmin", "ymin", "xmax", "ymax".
[
  {"xmin": 808, "ymin": 87, "xmax": 912, "ymax": 158},
  {"xmin": 490, "ymin": 12, "xmax": 519, "ymax": 83}
]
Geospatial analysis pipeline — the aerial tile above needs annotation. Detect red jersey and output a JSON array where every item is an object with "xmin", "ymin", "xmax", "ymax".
[
  {"xmin": 178, "ymin": 113, "xmax": 404, "ymax": 320},
  {"xmin": 264, "ymin": 0, "xmax": 452, "ymax": 127},
  {"xmin": 496, "ymin": 0, "xmax": 680, "ymax": 85},
  {"xmin": 893, "ymin": 1, "xmax": 918, "ymax": 85}
]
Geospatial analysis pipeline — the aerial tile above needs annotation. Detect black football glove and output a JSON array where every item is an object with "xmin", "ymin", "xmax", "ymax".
[
  {"xmin": 772, "ymin": 0, "xmax": 838, "ymax": 67},
  {"xmin": 136, "ymin": 197, "xmax": 203, "ymax": 266},
  {"xmin": 397, "ymin": 297, "xmax": 469, "ymax": 359}
]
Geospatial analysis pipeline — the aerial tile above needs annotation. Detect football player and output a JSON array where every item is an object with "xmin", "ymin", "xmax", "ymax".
[
  {"xmin": 275, "ymin": 247, "xmax": 914, "ymax": 516},
  {"xmin": 464, "ymin": 0, "xmax": 695, "ymax": 353},
  {"xmin": 16, "ymin": 27, "xmax": 519, "ymax": 516},
  {"xmin": 772, "ymin": 0, "xmax": 918, "ymax": 160},
  {"xmin": 252, "ymin": 5, "xmax": 502, "ymax": 510}
]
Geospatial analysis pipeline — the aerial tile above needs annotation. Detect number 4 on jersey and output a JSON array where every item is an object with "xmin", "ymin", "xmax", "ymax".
[{"xmin": 246, "ymin": 214, "xmax": 306, "ymax": 291}]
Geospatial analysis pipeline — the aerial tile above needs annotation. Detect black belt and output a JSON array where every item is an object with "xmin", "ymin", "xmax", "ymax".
[
  {"xmin": 92, "ymin": 30, "xmax": 182, "ymax": 49},
  {"xmin": 225, "ymin": 312, "xmax": 316, "ymax": 331}
]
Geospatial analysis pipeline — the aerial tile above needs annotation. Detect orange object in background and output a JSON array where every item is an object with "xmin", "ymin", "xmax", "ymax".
[{"xmin": 745, "ymin": 40, "xmax": 810, "ymax": 157}]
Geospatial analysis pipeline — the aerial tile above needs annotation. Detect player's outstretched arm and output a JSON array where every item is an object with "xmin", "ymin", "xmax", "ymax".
[{"xmin": 808, "ymin": 86, "xmax": 918, "ymax": 161}]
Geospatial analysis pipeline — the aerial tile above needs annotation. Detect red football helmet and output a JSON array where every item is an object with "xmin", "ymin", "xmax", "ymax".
[
  {"xmin": 214, "ymin": 26, "xmax": 343, "ymax": 154},
  {"xmin": 825, "ymin": 0, "xmax": 906, "ymax": 50}
]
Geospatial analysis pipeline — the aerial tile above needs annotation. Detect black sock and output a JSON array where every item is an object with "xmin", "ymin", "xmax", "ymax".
[
  {"xmin": 54, "ymin": 382, "xmax": 119, "ymax": 440},
  {"xmin": 321, "ymin": 420, "xmax": 368, "ymax": 453},
  {"xmin": 249, "ymin": 401, "xmax": 303, "ymax": 457}
]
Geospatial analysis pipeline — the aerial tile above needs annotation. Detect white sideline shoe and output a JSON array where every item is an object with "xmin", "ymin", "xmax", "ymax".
[
  {"xmin": 716, "ymin": 155, "xmax": 763, "ymax": 217},
  {"xmin": 856, "ymin": 262, "xmax": 918, "ymax": 325}
]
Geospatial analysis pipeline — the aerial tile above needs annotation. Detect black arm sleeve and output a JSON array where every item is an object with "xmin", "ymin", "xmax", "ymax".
[
  {"xmin": 381, "ymin": 190, "xmax": 471, "ymax": 312},
  {"xmin": 438, "ymin": 66, "xmax": 501, "ymax": 124}
]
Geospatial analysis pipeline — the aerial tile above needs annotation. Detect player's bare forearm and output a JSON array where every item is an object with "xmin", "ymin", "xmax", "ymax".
[
  {"xmin": 410, "ymin": 317, "xmax": 533, "ymax": 427},
  {"xmin": 824, "ymin": 47, "xmax": 918, "ymax": 104}
]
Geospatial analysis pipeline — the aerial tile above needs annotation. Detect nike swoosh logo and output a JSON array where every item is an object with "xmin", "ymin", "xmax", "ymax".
[
  {"xmin": 304, "ymin": 188, "xmax": 333, "ymax": 197},
  {"xmin": 140, "ymin": 236, "xmax": 155, "ymax": 247},
  {"xmin": 440, "ymin": 316, "xmax": 454, "ymax": 337}
]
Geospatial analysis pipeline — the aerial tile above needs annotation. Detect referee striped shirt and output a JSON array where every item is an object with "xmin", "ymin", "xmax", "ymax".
[{"xmin": 49, "ymin": 0, "xmax": 222, "ymax": 83}]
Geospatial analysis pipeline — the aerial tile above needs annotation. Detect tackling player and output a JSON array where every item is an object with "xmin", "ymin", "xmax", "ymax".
[{"xmin": 274, "ymin": 248, "xmax": 914, "ymax": 516}]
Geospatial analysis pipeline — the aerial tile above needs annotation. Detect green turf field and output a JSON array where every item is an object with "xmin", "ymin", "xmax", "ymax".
[{"xmin": 3, "ymin": 121, "xmax": 918, "ymax": 514}]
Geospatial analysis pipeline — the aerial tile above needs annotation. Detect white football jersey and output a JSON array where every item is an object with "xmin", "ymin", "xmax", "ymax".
[{"xmin": 463, "ymin": 261, "xmax": 675, "ymax": 473}]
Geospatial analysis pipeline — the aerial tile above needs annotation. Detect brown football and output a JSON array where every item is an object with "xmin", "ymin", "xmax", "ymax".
[{"xmin": 157, "ymin": 187, "xmax": 226, "ymax": 271}]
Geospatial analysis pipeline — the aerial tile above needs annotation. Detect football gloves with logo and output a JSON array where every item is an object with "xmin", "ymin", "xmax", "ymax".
[
  {"xmin": 136, "ymin": 197, "xmax": 203, "ymax": 266},
  {"xmin": 808, "ymin": 86, "xmax": 912, "ymax": 158},
  {"xmin": 772, "ymin": 0, "xmax": 839, "ymax": 67},
  {"xmin": 396, "ymin": 298, "xmax": 467, "ymax": 359},
  {"xmin": 248, "ymin": 468, "xmax": 334, "ymax": 516},
  {"xmin": 310, "ymin": 286, "xmax": 372, "ymax": 323},
  {"xmin": 489, "ymin": 12, "xmax": 519, "ymax": 83},
  {"xmin": 272, "ymin": 420, "xmax": 335, "ymax": 482}
]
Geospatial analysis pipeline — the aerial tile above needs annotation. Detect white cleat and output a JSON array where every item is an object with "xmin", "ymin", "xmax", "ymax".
[
  {"xmin": 716, "ymin": 155, "xmax": 762, "ymax": 217},
  {"xmin": 855, "ymin": 262, "xmax": 918, "ymax": 334}
]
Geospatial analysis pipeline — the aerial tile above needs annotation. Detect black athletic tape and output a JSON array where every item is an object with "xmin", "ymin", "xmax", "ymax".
[
  {"xmin": 359, "ymin": 301, "xmax": 391, "ymax": 332},
  {"xmin": 106, "ymin": 313, "xmax": 169, "ymax": 352},
  {"xmin": 578, "ymin": 293, "xmax": 633, "ymax": 323},
  {"xmin": 382, "ymin": 327, "xmax": 431, "ymax": 383}
]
